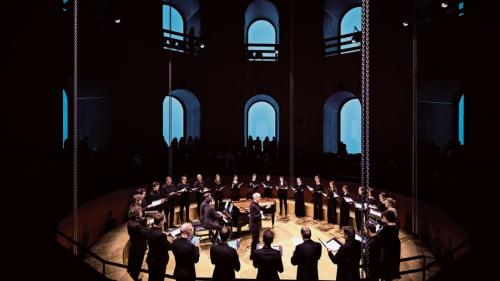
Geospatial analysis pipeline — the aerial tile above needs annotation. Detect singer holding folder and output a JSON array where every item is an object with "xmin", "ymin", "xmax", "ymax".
[
  {"xmin": 311, "ymin": 175, "xmax": 324, "ymax": 221},
  {"xmin": 327, "ymin": 226, "xmax": 361, "ymax": 281}
]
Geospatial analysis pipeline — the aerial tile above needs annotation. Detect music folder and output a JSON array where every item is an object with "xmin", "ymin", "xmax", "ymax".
[
  {"xmin": 355, "ymin": 233, "xmax": 366, "ymax": 243},
  {"xmin": 319, "ymin": 237, "xmax": 342, "ymax": 251},
  {"xmin": 169, "ymin": 228, "xmax": 181, "ymax": 237},
  {"xmin": 307, "ymin": 186, "xmax": 314, "ymax": 192},
  {"xmin": 257, "ymin": 244, "xmax": 283, "ymax": 255},
  {"xmin": 227, "ymin": 238, "xmax": 241, "ymax": 250},
  {"xmin": 146, "ymin": 217, "xmax": 154, "ymax": 226},
  {"xmin": 191, "ymin": 236, "xmax": 200, "ymax": 245},
  {"xmin": 354, "ymin": 202, "xmax": 363, "ymax": 209},
  {"xmin": 150, "ymin": 199, "xmax": 163, "ymax": 207},
  {"xmin": 292, "ymin": 237, "xmax": 303, "ymax": 247}
]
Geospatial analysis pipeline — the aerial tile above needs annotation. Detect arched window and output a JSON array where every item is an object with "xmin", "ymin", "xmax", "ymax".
[
  {"xmin": 244, "ymin": 0, "xmax": 280, "ymax": 61},
  {"xmin": 62, "ymin": 89, "xmax": 69, "ymax": 147},
  {"xmin": 162, "ymin": 0, "xmax": 201, "ymax": 53},
  {"xmin": 163, "ymin": 4, "xmax": 184, "ymax": 46},
  {"xmin": 458, "ymin": 94, "xmax": 464, "ymax": 144},
  {"xmin": 323, "ymin": 91, "xmax": 361, "ymax": 154},
  {"xmin": 340, "ymin": 99, "xmax": 361, "ymax": 154},
  {"xmin": 163, "ymin": 96, "xmax": 184, "ymax": 144},
  {"xmin": 340, "ymin": 6, "xmax": 361, "ymax": 53},
  {"xmin": 247, "ymin": 19, "xmax": 277, "ymax": 60},
  {"xmin": 244, "ymin": 94, "xmax": 279, "ymax": 146}
]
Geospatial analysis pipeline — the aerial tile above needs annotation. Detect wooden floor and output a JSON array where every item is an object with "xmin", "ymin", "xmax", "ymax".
[{"xmin": 85, "ymin": 211, "xmax": 440, "ymax": 281}]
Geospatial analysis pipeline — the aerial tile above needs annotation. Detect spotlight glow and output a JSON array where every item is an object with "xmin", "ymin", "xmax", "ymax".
[
  {"xmin": 402, "ymin": 21, "xmax": 409, "ymax": 27},
  {"xmin": 114, "ymin": 18, "xmax": 121, "ymax": 23},
  {"xmin": 441, "ymin": 2, "xmax": 448, "ymax": 8}
]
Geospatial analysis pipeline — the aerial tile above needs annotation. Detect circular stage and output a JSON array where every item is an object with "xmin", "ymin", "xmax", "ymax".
[{"xmin": 84, "ymin": 211, "xmax": 440, "ymax": 281}]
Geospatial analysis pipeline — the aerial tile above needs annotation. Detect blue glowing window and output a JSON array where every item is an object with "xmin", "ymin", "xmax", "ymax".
[
  {"xmin": 163, "ymin": 4, "xmax": 184, "ymax": 40},
  {"xmin": 340, "ymin": 99, "xmax": 361, "ymax": 154},
  {"xmin": 248, "ymin": 20, "xmax": 277, "ymax": 58},
  {"xmin": 163, "ymin": 96, "xmax": 184, "ymax": 144},
  {"xmin": 458, "ymin": 95, "xmax": 464, "ymax": 144},
  {"xmin": 341, "ymin": 7, "xmax": 362, "ymax": 53},
  {"xmin": 62, "ymin": 89, "xmax": 69, "ymax": 147},
  {"xmin": 248, "ymin": 101, "xmax": 276, "ymax": 141}
]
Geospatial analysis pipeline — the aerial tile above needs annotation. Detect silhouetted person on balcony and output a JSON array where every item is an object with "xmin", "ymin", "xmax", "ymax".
[
  {"xmin": 263, "ymin": 137, "xmax": 271, "ymax": 153},
  {"xmin": 255, "ymin": 137, "xmax": 262, "ymax": 153},
  {"xmin": 171, "ymin": 137, "xmax": 179, "ymax": 153},
  {"xmin": 247, "ymin": 136, "xmax": 255, "ymax": 154},
  {"xmin": 338, "ymin": 141, "xmax": 347, "ymax": 159},
  {"xmin": 270, "ymin": 137, "xmax": 278, "ymax": 155}
]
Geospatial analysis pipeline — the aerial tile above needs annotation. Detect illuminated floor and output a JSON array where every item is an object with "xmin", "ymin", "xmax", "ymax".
[{"xmin": 84, "ymin": 214, "xmax": 440, "ymax": 281}]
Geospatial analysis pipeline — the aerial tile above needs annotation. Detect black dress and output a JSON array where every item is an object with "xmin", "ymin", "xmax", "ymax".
[
  {"xmin": 326, "ymin": 189, "xmax": 338, "ymax": 224},
  {"xmin": 379, "ymin": 224, "xmax": 401, "ymax": 280},
  {"xmin": 312, "ymin": 183, "xmax": 324, "ymax": 220},
  {"xmin": 262, "ymin": 180, "xmax": 273, "ymax": 198},
  {"xmin": 340, "ymin": 192, "xmax": 352, "ymax": 227},
  {"xmin": 247, "ymin": 180, "xmax": 260, "ymax": 199},
  {"xmin": 354, "ymin": 194, "xmax": 366, "ymax": 231},
  {"xmin": 231, "ymin": 181, "xmax": 241, "ymax": 201},
  {"xmin": 213, "ymin": 180, "xmax": 223, "ymax": 210},
  {"xmin": 293, "ymin": 184, "xmax": 306, "ymax": 217},
  {"xmin": 277, "ymin": 181, "xmax": 288, "ymax": 215}
]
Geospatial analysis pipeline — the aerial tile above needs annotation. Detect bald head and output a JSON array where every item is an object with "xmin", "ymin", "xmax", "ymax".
[
  {"xmin": 253, "ymin": 192, "xmax": 261, "ymax": 202},
  {"xmin": 301, "ymin": 227, "xmax": 312, "ymax": 240},
  {"xmin": 180, "ymin": 223, "xmax": 192, "ymax": 237}
]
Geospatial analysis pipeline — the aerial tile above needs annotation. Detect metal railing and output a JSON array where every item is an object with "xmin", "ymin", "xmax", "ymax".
[
  {"xmin": 57, "ymin": 228, "xmax": 445, "ymax": 281},
  {"xmin": 324, "ymin": 31, "xmax": 362, "ymax": 56},
  {"xmin": 245, "ymin": 43, "xmax": 280, "ymax": 62},
  {"xmin": 162, "ymin": 29, "xmax": 203, "ymax": 55}
]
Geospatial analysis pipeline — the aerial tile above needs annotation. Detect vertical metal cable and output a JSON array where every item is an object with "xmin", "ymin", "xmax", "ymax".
[
  {"xmin": 167, "ymin": 1, "xmax": 173, "ymax": 176},
  {"xmin": 289, "ymin": 0, "xmax": 294, "ymax": 184},
  {"xmin": 72, "ymin": 0, "xmax": 79, "ymax": 256},
  {"xmin": 411, "ymin": 0, "xmax": 419, "ymax": 235}
]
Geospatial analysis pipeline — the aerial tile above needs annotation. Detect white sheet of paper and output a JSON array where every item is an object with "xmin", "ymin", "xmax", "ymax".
[
  {"xmin": 228, "ymin": 239, "xmax": 240, "ymax": 250},
  {"xmin": 355, "ymin": 234, "xmax": 363, "ymax": 242},
  {"xmin": 292, "ymin": 237, "xmax": 303, "ymax": 247},
  {"xmin": 151, "ymin": 199, "xmax": 163, "ymax": 207},
  {"xmin": 354, "ymin": 202, "xmax": 363, "ymax": 209},
  {"xmin": 369, "ymin": 204, "xmax": 378, "ymax": 209},
  {"xmin": 334, "ymin": 192, "xmax": 340, "ymax": 198},
  {"xmin": 147, "ymin": 217, "xmax": 154, "ymax": 225},
  {"xmin": 169, "ymin": 228, "xmax": 181, "ymax": 236}
]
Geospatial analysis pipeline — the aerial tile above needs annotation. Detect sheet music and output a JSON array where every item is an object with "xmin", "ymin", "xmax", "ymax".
[
  {"xmin": 228, "ymin": 239, "xmax": 240, "ymax": 250},
  {"xmin": 151, "ymin": 199, "xmax": 163, "ymax": 207},
  {"xmin": 307, "ymin": 186, "xmax": 314, "ymax": 192},
  {"xmin": 369, "ymin": 204, "xmax": 378, "ymax": 209},
  {"xmin": 147, "ymin": 217, "xmax": 154, "ymax": 225},
  {"xmin": 334, "ymin": 192, "xmax": 340, "ymax": 198},
  {"xmin": 355, "ymin": 233, "xmax": 364, "ymax": 242},
  {"xmin": 191, "ymin": 236, "xmax": 200, "ymax": 245},
  {"xmin": 257, "ymin": 244, "xmax": 282, "ymax": 255},
  {"xmin": 343, "ymin": 197, "xmax": 354, "ymax": 203},
  {"xmin": 292, "ymin": 237, "xmax": 303, "ymax": 247},
  {"xmin": 354, "ymin": 202, "xmax": 363, "ymax": 209},
  {"xmin": 369, "ymin": 209, "xmax": 382, "ymax": 217}
]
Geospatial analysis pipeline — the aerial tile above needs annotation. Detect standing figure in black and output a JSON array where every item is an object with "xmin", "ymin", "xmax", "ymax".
[
  {"xmin": 253, "ymin": 229, "xmax": 284, "ymax": 281},
  {"xmin": 247, "ymin": 173, "xmax": 260, "ymax": 199},
  {"xmin": 145, "ymin": 213, "xmax": 172, "ymax": 281},
  {"xmin": 378, "ymin": 192, "xmax": 388, "ymax": 212},
  {"xmin": 210, "ymin": 226, "xmax": 241, "ymax": 281},
  {"xmin": 147, "ymin": 182, "xmax": 163, "ymax": 211},
  {"xmin": 354, "ymin": 186, "xmax": 367, "ymax": 232},
  {"xmin": 379, "ymin": 210, "xmax": 401, "ymax": 281},
  {"xmin": 367, "ymin": 187, "xmax": 377, "ymax": 206},
  {"xmin": 177, "ymin": 175, "xmax": 192, "ymax": 223},
  {"xmin": 291, "ymin": 227, "xmax": 322, "ymax": 281},
  {"xmin": 249, "ymin": 192, "xmax": 263, "ymax": 259},
  {"xmin": 312, "ymin": 175, "xmax": 324, "ymax": 221},
  {"xmin": 292, "ymin": 177, "xmax": 306, "ymax": 218},
  {"xmin": 213, "ymin": 174, "xmax": 224, "ymax": 210},
  {"xmin": 231, "ymin": 174, "xmax": 242, "ymax": 201},
  {"xmin": 262, "ymin": 174, "xmax": 274, "ymax": 198},
  {"xmin": 276, "ymin": 176, "xmax": 288, "ymax": 216},
  {"xmin": 328, "ymin": 226, "xmax": 362, "ymax": 281},
  {"xmin": 340, "ymin": 185, "xmax": 352, "ymax": 228},
  {"xmin": 172, "ymin": 223, "xmax": 200, "ymax": 281},
  {"xmin": 365, "ymin": 221, "xmax": 382, "ymax": 281},
  {"xmin": 326, "ymin": 181, "xmax": 338, "ymax": 225},
  {"xmin": 162, "ymin": 176, "xmax": 177, "ymax": 228},
  {"xmin": 193, "ymin": 174, "xmax": 206, "ymax": 218},
  {"xmin": 127, "ymin": 206, "xmax": 147, "ymax": 281}
]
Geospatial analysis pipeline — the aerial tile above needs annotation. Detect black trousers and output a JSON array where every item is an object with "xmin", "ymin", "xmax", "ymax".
[
  {"xmin": 264, "ymin": 188, "xmax": 273, "ymax": 198},
  {"xmin": 147, "ymin": 260, "xmax": 167, "ymax": 281},
  {"xmin": 214, "ymin": 192, "xmax": 223, "ymax": 210},
  {"xmin": 127, "ymin": 247, "xmax": 146, "ymax": 281},
  {"xmin": 250, "ymin": 225, "xmax": 261, "ymax": 258},
  {"xmin": 278, "ymin": 194, "xmax": 287, "ymax": 215},
  {"xmin": 196, "ymin": 194, "xmax": 203, "ymax": 217},
  {"xmin": 313, "ymin": 198, "xmax": 323, "ymax": 220},
  {"xmin": 164, "ymin": 204, "xmax": 175, "ymax": 226},
  {"xmin": 179, "ymin": 198, "xmax": 190, "ymax": 223}
]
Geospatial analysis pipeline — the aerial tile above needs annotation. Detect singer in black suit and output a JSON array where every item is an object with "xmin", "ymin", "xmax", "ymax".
[
  {"xmin": 253, "ymin": 229, "xmax": 284, "ymax": 281},
  {"xmin": 365, "ymin": 222, "xmax": 382, "ymax": 281},
  {"xmin": 162, "ymin": 176, "xmax": 177, "ymax": 228},
  {"xmin": 127, "ymin": 206, "xmax": 147, "ymax": 281},
  {"xmin": 213, "ymin": 174, "xmax": 224, "ymax": 210},
  {"xmin": 326, "ymin": 181, "xmax": 338, "ymax": 224},
  {"xmin": 172, "ymin": 223, "xmax": 200, "ymax": 281},
  {"xmin": 291, "ymin": 227, "xmax": 322, "ymax": 281},
  {"xmin": 204, "ymin": 199, "xmax": 223, "ymax": 231},
  {"xmin": 262, "ymin": 174, "xmax": 274, "ymax": 198},
  {"xmin": 277, "ymin": 176, "xmax": 288, "ymax": 216},
  {"xmin": 312, "ymin": 175, "xmax": 324, "ymax": 221},
  {"xmin": 147, "ymin": 182, "xmax": 163, "ymax": 212},
  {"xmin": 145, "ymin": 213, "xmax": 172, "ymax": 281},
  {"xmin": 340, "ymin": 185, "xmax": 352, "ymax": 227},
  {"xmin": 328, "ymin": 226, "xmax": 362, "ymax": 281},
  {"xmin": 249, "ymin": 192, "xmax": 263, "ymax": 259},
  {"xmin": 354, "ymin": 186, "xmax": 367, "ymax": 231},
  {"xmin": 193, "ymin": 174, "xmax": 206, "ymax": 217},
  {"xmin": 231, "ymin": 175, "xmax": 241, "ymax": 201},
  {"xmin": 379, "ymin": 211, "xmax": 401, "ymax": 281},
  {"xmin": 177, "ymin": 176, "xmax": 191, "ymax": 223},
  {"xmin": 247, "ymin": 173, "xmax": 260, "ymax": 199},
  {"xmin": 210, "ymin": 226, "xmax": 240, "ymax": 281}
]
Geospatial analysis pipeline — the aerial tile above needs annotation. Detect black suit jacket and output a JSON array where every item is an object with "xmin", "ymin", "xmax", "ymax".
[
  {"xmin": 328, "ymin": 239, "xmax": 362, "ymax": 281},
  {"xmin": 291, "ymin": 239, "xmax": 322, "ymax": 281},
  {"xmin": 199, "ymin": 200, "xmax": 208, "ymax": 224},
  {"xmin": 249, "ymin": 201, "xmax": 262, "ymax": 231},
  {"xmin": 253, "ymin": 245, "xmax": 283, "ymax": 281},
  {"xmin": 172, "ymin": 237, "xmax": 200, "ymax": 281},
  {"xmin": 145, "ymin": 227, "xmax": 172, "ymax": 264},
  {"xmin": 210, "ymin": 243, "xmax": 240, "ymax": 281},
  {"xmin": 204, "ymin": 204, "xmax": 222, "ymax": 229}
]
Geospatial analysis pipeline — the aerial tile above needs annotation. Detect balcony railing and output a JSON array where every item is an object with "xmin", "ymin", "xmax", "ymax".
[
  {"xmin": 163, "ymin": 29, "xmax": 203, "ymax": 55},
  {"xmin": 245, "ymin": 43, "xmax": 280, "ymax": 62},
  {"xmin": 324, "ymin": 31, "xmax": 362, "ymax": 57}
]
